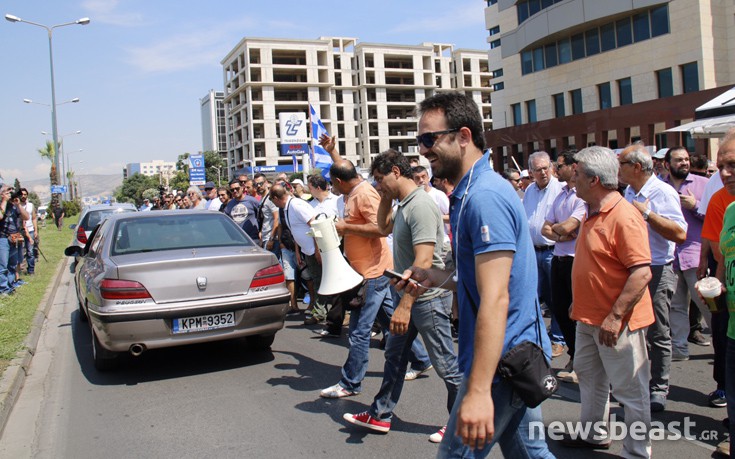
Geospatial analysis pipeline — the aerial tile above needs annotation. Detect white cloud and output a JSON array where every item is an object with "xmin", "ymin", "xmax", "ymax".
[{"xmin": 81, "ymin": 0, "xmax": 147, "ymax": 27}]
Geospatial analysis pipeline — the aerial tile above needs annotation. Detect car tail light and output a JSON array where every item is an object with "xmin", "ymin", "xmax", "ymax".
[
  {"xmin": 100, "ymin": 279, "xmax": 152, "ymax": 300},
  {"xmin": 249, "ymin": 264, "xmax": 285, "ymax": 288},
  {"xmin": 76, "ymin": 226, "xmax": 87, "ymax": 244}
]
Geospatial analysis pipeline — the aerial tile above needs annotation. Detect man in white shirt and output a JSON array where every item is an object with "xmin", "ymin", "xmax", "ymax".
[
  {"xmin": 270, "ymin": 184, "xmax": 327, "ymax": 324},
  {"xmin": 204, "ymin": 182, "xmax": 221, "ymax": 211},
  {"xmin": 412, "ymin": 165, "xmax": 450, "ymax": 250},
  {"xmin": 523, "ymin": 151, "xmax": 566, "ymax": 357},
  {"xmin": 307, "ymin": 174, "xmax": 339, "ymax": 218}
]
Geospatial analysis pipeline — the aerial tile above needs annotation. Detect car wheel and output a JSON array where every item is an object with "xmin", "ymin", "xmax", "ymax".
[
  {"xmin": 246, "ymin": 333, "xmax": 275, "ymax": 351},
  {"xmin": 91, "ymin": 329, "xmax": 118, "ymax": 371}
]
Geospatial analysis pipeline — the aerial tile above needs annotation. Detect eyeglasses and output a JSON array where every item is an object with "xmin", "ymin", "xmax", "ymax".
[
  {"xmin": 416, "ymin": 128, "xmax": 459, "ymax": 149},
  {"xmin": 230, "ymin": 186, "xmax": 241, "ymax": 192},
  {"xmin": 218, "ymin": 193, "xmax": 228, "ymax": 198},
  {"xmin": 255, "ymin": 181, "xmax": 264, "ymax": 187},
  {"xmin": 509, "ymin": 178, "xmax": 521, "ymax": 183}
]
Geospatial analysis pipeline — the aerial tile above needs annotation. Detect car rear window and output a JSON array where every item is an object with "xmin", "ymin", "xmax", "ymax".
[
  {"xmin": 84, "ymin": 209, "xmax": 136, "ymax": 228},
  {"xmin": 111, "ymin": 213, "xmax": 255, "ymax": 255}
]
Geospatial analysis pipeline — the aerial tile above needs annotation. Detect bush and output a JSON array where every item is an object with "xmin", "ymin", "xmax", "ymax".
[{"xmin": 62, "ymin": 200, "xmax": 81, "ymax": 217}]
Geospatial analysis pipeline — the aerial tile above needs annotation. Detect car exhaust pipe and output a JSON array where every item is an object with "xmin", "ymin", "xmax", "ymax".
[{"xmin": 129, "ymin": 343, "xmax": 146, "ymax": 356}]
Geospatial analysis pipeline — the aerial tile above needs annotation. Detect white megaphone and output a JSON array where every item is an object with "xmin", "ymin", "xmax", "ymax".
[{"xmin": 307, "ymin": 214, "xmax": 363, "ymax": 295}]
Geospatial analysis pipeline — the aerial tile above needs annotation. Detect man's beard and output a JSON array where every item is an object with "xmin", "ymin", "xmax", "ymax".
[{"xmin": 669, "ymin": 167, "xmax": 689, "ymax": 180}]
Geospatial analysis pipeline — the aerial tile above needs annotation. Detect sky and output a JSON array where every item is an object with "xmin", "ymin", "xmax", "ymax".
[{"xmin": 0, "ymin": 0, "xmax": 489, "ymax": 186}]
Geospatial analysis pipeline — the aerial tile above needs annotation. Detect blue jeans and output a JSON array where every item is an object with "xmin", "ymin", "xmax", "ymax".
[
  {"xmin": 24, "ymin": 231, "xmax": 35, "ymax": 274},
  {"xmin": 338, "ymin": 275, "xmax": 430, "ymax": 393},
  {"xmin": 369, "ymin": 290, "xmax": 461, "ymax": 421},
  {"xmin": 536, "ymin": 248, "xmax": 564, "ymax": 345},
  {"xmin": 0, "ymin": 237, "xmax": 12, "ymax": 293},
  {"xmin": 8, "ymin": 239, "xmax": 22, "ymax": 285},
  {"xmin": 438, "ymin": 378, "xmax": 554, "ymax": 459}
]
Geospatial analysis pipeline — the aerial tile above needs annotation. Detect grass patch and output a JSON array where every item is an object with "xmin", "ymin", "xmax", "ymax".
[{"xmin": 0, "ymin": 216, "xmax": 77, "ymax": 374}]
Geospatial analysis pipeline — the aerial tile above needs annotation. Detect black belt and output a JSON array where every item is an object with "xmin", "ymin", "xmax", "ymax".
[
  {"xmin": 534, "ymin": 245, "xmax": 554, "ymax": 252},
  {"xmin": 552, "ymin": 255, "xmax": 574, "ymax": 260}
]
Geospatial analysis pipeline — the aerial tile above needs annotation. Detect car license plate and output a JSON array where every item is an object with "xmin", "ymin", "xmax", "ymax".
[{"xmin": 172, "ymin": 312, "xmax": 235, "ymax": 334}]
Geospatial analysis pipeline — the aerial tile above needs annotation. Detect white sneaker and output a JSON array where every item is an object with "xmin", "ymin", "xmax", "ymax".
[
  {"xmin": 429, "ymin": 425, "xmax": 446, "ymax": 443},
  {"xmin": 320, "ymin": 383, "xmax": 357, "ymax": 398},
  {"xmin": 405, "ymin": 365, "xmax": 433, "ymax": 381}
]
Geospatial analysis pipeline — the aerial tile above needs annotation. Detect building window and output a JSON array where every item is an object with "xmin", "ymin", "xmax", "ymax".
[
  {"xmin": 489, "ymin": 25, "xmax": 500, "ymax": 36},
  {"xmin": 487, "ymin": 0, "xmax": 498, "ymax": 5},
  {"xmin": 571, "ymin": 33, "xmax": 585, "ymax": 60},
  {"xmin": 544, "ymin": 43, "xmax": 558, "ymax": 68},
  {"xmin": 585, "ymin": 28, "xmax": 600, "ymax": 56},
  {"xmin": 618, "ymin": 77, "xmax": 633, "ymax": 105},
  {"xmin": 490, "ymin": 39, "xmax": 501, "ymax": 49},
  {"xmin": 558, "ymin": 38, "xmax": 571, "ymax": 64},
  {"xmin": 600, "ymin": 23, "xmax": 616, "ymax": 52},
  {"xmin": 492, "ymin": 68, "xmax": 503, "ymax": 78},
  {"xmin": 681, "ymin": 62, "xmax": 699, "ymax": 93},
  {"xmin": 598, "ymin": 82, "xmax": 612, "ymax": 109},
  {"xmin": 512, "ymin": 103, "xmax": 522, "ymax": 126},
  {"xmin": 616, "ymin": 18, "xmax": 632, "ymax": 47},
  {"xmin": 570, "ymin": 89, "xmax": 583, "ymax": 114},
  {"xmin": 493, "ymin": 82, "xmax": 504, "ymax": 91},
  {"xmin": 656, "ymin": 68, "xmax": 673, "ymax": 98},
  {"xmin": 553, "ymin": 93, "xmax": 565, "ymax": 118},
  {"xmin": 651, "ymin": 5, "xmax": 670, "ymax": 37},
  {"xmin": 526, "ymin": 100, "xmax": 537, "ymax": 123},
  {"xmin": 521, "ymin": 50, "xmax": 533, "ymax": 75},
  {"xmin": 533, "ymin": 47, "xmax": 544, "ymax": 72},
  {"xmin": 632, "ymin": 12, "xmax": 650, "ymax": 42}
]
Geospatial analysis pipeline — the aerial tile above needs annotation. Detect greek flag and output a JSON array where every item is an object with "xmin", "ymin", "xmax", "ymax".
[{"xmin": 309, "ymin": 103, "xmax": 333, "ymax": 176}]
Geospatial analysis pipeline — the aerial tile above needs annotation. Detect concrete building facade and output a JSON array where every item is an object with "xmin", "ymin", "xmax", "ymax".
[
  {"xmin": 200, "ymin": 90, "xmax": 227, "ymax": 163},
  {"xmin": 483, "ymin": 0, "xmax": 735, "ymax": 168},
  {"xmin": 221, "ymin": 37, "xmax": 492, "ymax": 176},
  {"xmin": 124, "ymin": 160, "xmax": 176, "ymax": 179}
]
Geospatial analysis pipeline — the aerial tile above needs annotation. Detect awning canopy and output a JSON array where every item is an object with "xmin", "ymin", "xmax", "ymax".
[{"xmin": 666, "ymin": 87, "xmax": 735, "ymax": 139}]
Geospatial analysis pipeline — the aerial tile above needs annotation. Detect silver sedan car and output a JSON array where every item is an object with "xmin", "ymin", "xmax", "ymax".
[{"xmin": 65, "ymin": 210, "xmax": 290, "ymax": 370}]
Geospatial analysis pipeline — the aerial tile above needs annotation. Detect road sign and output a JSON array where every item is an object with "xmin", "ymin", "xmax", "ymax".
[{"xmin": 50, "ymin": 185, "xmax": 67, "ymax": 194}]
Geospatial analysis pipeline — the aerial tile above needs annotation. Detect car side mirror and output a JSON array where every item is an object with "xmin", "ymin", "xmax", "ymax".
[{"xmin": 64, "ymin": 246, "xmax": 82, "ymax": 257}]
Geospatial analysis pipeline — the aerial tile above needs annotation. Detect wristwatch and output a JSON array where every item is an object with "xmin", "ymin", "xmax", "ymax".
[{"xmin": 642, "ymin": 208, "xmax": 651, "ymax": 221}]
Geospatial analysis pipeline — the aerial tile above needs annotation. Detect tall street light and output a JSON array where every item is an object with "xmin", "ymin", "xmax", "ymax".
[
  {"xmin": 210, "ymin": 166, "xmax": 222, "ymax": 187},
  {"xmin": 23, "ymin": 97, "xmax": 79, "ymax": 107},
  {"xmin": 5, "ymin": 13, "xmax": 90, "ymax": 203}
]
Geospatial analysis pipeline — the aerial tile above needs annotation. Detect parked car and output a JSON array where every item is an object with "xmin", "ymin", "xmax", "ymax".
[
  {"xmin": 71, "ymin": 203, "xmax": 138, "ymax": 251},
  {"xmin": 65, "ymin": 210, "xmax": 290, "ymax": 370}
]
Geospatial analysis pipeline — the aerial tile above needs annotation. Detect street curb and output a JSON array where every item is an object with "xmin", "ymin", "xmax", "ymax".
[{"xmin": 0, "ymin": 256, "xmax": 68, "ymax": 438}]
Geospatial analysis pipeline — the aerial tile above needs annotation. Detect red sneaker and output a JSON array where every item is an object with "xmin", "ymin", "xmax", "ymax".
[
  {"xmin": 343, "ymin": 411, "xmax": 391, "ymax": 433},
  {"xmin": 429, "ymin": 425, "xmax": 447, "ymax": 443}
]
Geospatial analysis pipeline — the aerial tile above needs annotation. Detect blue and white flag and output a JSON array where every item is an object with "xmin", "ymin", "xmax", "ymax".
[{"xmin": 309, "ymin": 103, "xmax": 333, "ymax": 177}]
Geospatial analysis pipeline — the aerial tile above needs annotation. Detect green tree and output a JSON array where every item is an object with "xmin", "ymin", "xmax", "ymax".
[
  {"xmin": 28, "ymin": 192, "xmax": 41, "ymax": 210},
  {"xmin": 168, "ymin": 171, "xmax": 190, "ymax": 195},
  {"xmin": 37, "ymin": 141, "xmax": 60, "ymax": 208},
  {"xmin": 114, "ymin": 173, "xmax": 159, "ymax": 206},
  {"xmin": 13, "ymin": 178, "xmax": 21, "ymax": 191}
]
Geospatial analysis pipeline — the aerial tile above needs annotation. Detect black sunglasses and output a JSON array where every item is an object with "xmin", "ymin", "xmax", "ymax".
[{"xmin": 416, "ymin": 128, "xmax": 459, "ymax": 149}]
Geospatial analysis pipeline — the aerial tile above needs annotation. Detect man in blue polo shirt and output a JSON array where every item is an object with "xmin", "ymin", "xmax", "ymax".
[{"xmin": 398, "ymin": 92, "xmax": 553, "ymax": 458}]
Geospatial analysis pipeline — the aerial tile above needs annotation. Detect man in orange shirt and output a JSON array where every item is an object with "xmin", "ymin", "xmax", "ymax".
[
  {"xmin": 563, "ymin": 146, "xmax": 654, "ymax": 457},
  {"xmin": 319, "ymin": 159, "xmax": 431, "ymax": 398}
]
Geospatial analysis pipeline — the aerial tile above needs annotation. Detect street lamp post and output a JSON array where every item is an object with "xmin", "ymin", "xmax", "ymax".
[
  {"xmin": 210, "ymin": 166, "xmax": 222, "ymax": 187},
  {"xmin": 5, "ymin": 13, "xmax": 90, "ymax": 205}
]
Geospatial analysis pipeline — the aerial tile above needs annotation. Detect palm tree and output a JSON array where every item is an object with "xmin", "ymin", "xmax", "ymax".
[{"xmin": 38, "ymin": 140, "xmax": 60, "ymax": 207}]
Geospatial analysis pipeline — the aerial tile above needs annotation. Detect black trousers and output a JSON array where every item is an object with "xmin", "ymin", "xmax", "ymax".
[{"xmin": 550, "ymin": 255, "xmax": 576, "ymax": 358}]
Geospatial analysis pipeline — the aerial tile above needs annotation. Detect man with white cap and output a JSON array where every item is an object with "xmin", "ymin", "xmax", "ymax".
[{"xmin": 652, "ymin": 148, "xmax": 669, "ymax": 181}]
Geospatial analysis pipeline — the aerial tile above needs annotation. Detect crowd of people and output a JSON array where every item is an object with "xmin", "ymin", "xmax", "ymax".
[
  {"xmin": 5, "ymin": 90, "xmax": 735, "ymax": 457},
  {"xmin": 140, "ymin": 92, "xmax": 734, "ymax": 458},
  {"xmin": 0, "ymin": 184, "xmax": 37, "ymax": 296}
]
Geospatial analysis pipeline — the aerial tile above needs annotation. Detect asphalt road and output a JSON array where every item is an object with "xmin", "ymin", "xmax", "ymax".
[{"xmin": 0, "ymin": 265, "xmax": 727, "ymax": 458}]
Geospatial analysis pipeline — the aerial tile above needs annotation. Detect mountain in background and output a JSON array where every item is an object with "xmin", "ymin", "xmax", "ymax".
[{"xmin": 19, "ymin": 174, "xmax": 123, "ymax": 204}]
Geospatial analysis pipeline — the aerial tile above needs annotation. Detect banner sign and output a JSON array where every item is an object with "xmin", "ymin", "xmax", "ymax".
[
  {"xmin": 189, "ymin": 154, "xmax": 206, "ymax": 186},
  {"xmin": 278, "ymin": 112, "xmax": 308, "ymax": 156},
  {"xmin": 50, "ymin": 185, "xmax": 67, "ymax": 194}
]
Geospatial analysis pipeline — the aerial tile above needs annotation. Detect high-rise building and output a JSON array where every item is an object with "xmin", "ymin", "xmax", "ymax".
[
  {"xmin": 221, "ymin": 37, "xmax": 492, "ymax": 176},
  {"xmin": 200, "ymin": 90, "xmax": 227, "ymax": 163},
  {"xmin": 483, "ymin": 0, "xmax": 735, "ymax": 168}
]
